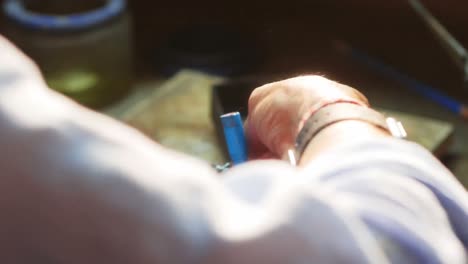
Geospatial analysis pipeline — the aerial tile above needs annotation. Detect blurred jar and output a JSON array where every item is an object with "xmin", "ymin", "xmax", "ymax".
[{"xmin": 2, "ymin": 0, "xmax": 132, "ymax": 108}]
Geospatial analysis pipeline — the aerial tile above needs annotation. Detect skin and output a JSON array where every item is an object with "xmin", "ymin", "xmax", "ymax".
[{"xmin": 245, "ymin": 75, "xmax": 389, "ymax": 165}]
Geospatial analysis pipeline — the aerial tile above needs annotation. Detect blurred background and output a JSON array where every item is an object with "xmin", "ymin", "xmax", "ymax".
[{"xmin": 1, "ymin": 0, "xmax": 467, "ymax": 184}]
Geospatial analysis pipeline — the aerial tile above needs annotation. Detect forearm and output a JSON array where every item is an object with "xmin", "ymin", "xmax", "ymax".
[{"xmin": 298, "ymin": 119, "xmax": 391, "ymax": 166}]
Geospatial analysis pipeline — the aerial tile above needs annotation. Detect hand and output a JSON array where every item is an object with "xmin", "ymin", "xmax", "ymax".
[{"xmin": 246, "ymin": 75, "xmax": 369, "ymax": 160}]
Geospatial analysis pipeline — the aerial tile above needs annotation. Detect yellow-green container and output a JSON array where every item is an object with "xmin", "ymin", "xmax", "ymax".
[{"xmin": 3, "ymin": 0, "xmax": 132, "ymax": 108}]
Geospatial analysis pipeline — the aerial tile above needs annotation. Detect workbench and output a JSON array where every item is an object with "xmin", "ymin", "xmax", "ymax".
[
  {"xmin": 106, "ymin": 70, "xmax": 465, "ymax": 188},
  {"xmin": 107, "ymin": 1, "xmax": 468, "ymax": 186}
]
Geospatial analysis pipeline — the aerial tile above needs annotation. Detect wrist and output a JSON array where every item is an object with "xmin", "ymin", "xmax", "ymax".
[
  {"xmin": 298, "ymin": 120, "xmax": 390, "ymax": 166},
  {"xmin": 294, "ymin": 103, "xmax": 404, "ymax": 165},
  {"xmin": 296, "ymin": 98, "xmax": 367, "ymax": 137}
]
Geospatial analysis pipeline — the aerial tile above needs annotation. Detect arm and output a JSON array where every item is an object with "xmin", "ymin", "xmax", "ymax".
[
  {"xmin": 299, "ymin": 119, "xmax": 389, "ymax": 165},
  {"xmin": 1, "ymin": 37, "xmax": 378, "ymax": 263},
  {"xmin": 246, "ymin": 75, "xmax": 468, "ymax": 262},
  {"xmin": 1, "ymin": 35, "xmax": 467, "ymax": 263},
  {"xmin": 0, "ymin": 36, "xmax": 226, "ymax": 263}
]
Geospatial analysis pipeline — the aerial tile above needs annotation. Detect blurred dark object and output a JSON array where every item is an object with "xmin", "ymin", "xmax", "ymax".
[
  {"xmin": 2, "ymin": 0, "xmax": 132, "ymax": 108},
  {"xmin": 155, "ymin": 25, "xmax": 260, "ymax": 77},
  {"xmin": 212, "ymin": 77, "xmax": 263, "ymax": 117},
  {"xmin": 212, "ymin": 75, "xmax": 290, "ymax": 117}
]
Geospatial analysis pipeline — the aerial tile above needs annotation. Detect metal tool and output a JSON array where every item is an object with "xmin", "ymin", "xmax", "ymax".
[
  {"xmin": 335, "ymin": 41, "xmax": 468, "ymax": 119},
  {"xmin": 409, "ymin": 0, "xmax": 468, "ymax": 87}
]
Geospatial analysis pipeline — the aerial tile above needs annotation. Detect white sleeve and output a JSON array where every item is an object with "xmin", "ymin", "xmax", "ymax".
[
  {"xmin": 220, "ymin": 138, "xmax": 468, "ymax": 264},
  {"xmin": 0, "ymin": 35, "xmax": 466, "ymax": 264},
  {"xmin": 294, "ymin": 138, "xmax": 468, "ymax": 263}
]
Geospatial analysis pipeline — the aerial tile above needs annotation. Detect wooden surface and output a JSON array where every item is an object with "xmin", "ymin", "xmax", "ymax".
[
  {"xmin": 381, "ymin": 109, "xmax": 454, "ymax": 157},
  {"xmin": 107, "ymin": 70, "xmax": 226, "ymax": 165},
  {"xmin": 107, "ymin": 70, "xmax": 454, "ymax": 166}
]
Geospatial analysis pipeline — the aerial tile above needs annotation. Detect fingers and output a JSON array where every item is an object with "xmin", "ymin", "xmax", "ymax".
[
  {"xmin": 245, "ymin": 112, "xmax": 274, "ymax": 158},
  {"xmin": 253, "ymin": 75, "xmax": 369, "ymax": 106},
  {"xmin": 248, "ymin": 82, "xmax": 279, "ymax": 114},
  {"xmin": 248, "ymin": 92, "xmax": 296, "ymax": 158},
  {"xmin": 245, "ymin": 119, "xmax": 280, "ymax": 160},
  {"xmin": 246, "ymin": 75, "xmax": 369, "ymax": 159},
  {"xmin": 244, "ymin": 118, "xmax": 262, "ymax": 158}
]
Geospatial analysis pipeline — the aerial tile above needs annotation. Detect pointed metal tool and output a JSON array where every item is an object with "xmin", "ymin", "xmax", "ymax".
[{"xmin": 409, "ymin": 0, "xmax": 468, "ymax": 87}]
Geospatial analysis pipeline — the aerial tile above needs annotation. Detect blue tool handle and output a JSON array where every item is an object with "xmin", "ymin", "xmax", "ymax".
[
  {"xmin": 220, "ymin": 112, "xmax": 248, "ymax": 165},
  {"xmin": 350, "ymin": 48, "xmax": 463, "ymax": 114}
]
